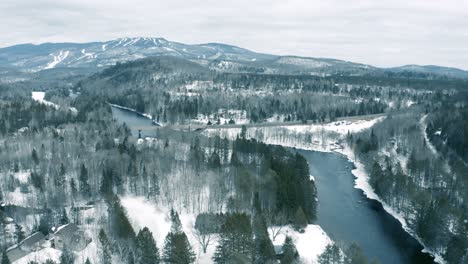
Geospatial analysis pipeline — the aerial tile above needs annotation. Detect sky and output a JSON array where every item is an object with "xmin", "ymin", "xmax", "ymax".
[{"xmin": 1, "ymin": 0, "xmax": 468, "ymax": 69}]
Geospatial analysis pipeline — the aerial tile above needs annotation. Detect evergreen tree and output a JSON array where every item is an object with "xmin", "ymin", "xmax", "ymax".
[
  {"xmin": 59, "ymin": 248, "xmax": 75, "ymax": 264},
  {"xmin": 84, "ymin": 258, "xmax": 92, "ymax": 264},
  {"xmin": 345, "ymin": 243, "xmax": 367, "ymax": 264},
  {"xmin": 293, "ymin": 207, "xmax": 308, "ymax": 231},
  {"xmin": 213, "ymin": 213, "xmax": 253, "ymax": 263},
  {"xmin": 163, "ymin": 210, "xmax": 195, "ymax": 264},
  {"xmin": 32, "ymin": 148, "xmax": 39, "ymax": 165},
  {"xmin": 106, "ymin": 195, "xmax": 135, "ymax": 240},
  {"xmin": 59, "ymin": 208, "xmax": 69, "ymax": 225},
  {"xmin": 1, "ymin": 251, "xmax": 10, "ymax": 264},
  {"xmin": 252, "ymin": 211, "xmax": 275, "ymax": 264},
  {"xmin": 98, "ymin": 229, "xmax": 112, "ymax": 264},
  {"xmin": 136, "ymin": 227, "xmax": 160, "ymax": 264},
  {"xmin": 14, "ymin": 223, "xmax": 25, "ymax": 243},
  {"xmin": 281, "ymin": 236, "xmax": 299, "ymax": 264},
  {"xmin": 318, "ymin": 244, "xmax": 341, "ymax": 264},
  {"xmin": 79, "ymin": 164, "xmax": 91, "ymax": 196}
]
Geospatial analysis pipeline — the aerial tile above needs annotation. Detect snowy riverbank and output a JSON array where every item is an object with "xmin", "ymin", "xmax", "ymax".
[
  {"xmin": 107, "ymin": 102, "xmax": 153, "ymax": 120},
  {"xmin": 203, "ymin": 116, "xmax": 444, "ymax": 264}
]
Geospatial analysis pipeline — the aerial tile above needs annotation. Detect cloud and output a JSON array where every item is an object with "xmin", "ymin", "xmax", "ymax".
[{"xmin": 1, "ymin": 0, "xmax": 467, "ymax": 69}]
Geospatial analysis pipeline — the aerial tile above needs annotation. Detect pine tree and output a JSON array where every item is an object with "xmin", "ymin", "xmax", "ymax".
[
  {"xmin": 318, "ymin": 244, "xmax": 341, "ymax": 264},
  {"xmin": 14, "ymin": 223, "xmax": 25, "ymax": 243},
  {"xmin": 84, "ymin": 258, "xmax": 92, "ymax": 264},
  {"xmin": 98, "ymin": 229, "xmax": 112, "ymax": 264},
  {"xmin": 162, "ymin": 232, "xmax": 195, "ymax": 264},
  {"xmin": 32, "ymin": 148, "xmax": 39, "ymax": 165},
  {"xmin": 59, "ymin": 208, "xmax": 69, "ymax": 225},
  {"xmin": 281, "ymin": 236, "xmax": 299, "ymax": 264},
  {"xmin": 345, "ymin": 243, "xmax": 367, "ymax": 264},
  {"xmin": 59, "ymin": 248, "xmax": 75, "ymax": 264},
  {"xmin": 293, "ymin": 207, "xmax": 308, "ymax": 231},
  {"xmin": 1, "ymin": 251, "xmax": 10, "ymax": 264},
  {"xmin": 79, "ymin": 164, "xmax": 91, "ymax": 196},
  {"xmin": 253, "ymin": 211, "xmax": 276, "ymax": 264},
  {"xmin": 213, "ymin": 213, "xmax": 253, "ymax": 263},
  {"xmin": 163, "ymin": 210, "xmax": 195, "ymax": 264},
  {"xmin": 136, "ymin": 227, "xmax": 160, "ymax": 264}
]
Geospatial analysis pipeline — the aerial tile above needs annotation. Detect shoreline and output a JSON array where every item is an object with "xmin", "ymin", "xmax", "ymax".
[
  {"xmin": 332, "ymin": 144, "xmax": 445, "ymax": 264},
  {"xmin": 107, "ymin": 102, "xmax": 154, "ymax": 120}
]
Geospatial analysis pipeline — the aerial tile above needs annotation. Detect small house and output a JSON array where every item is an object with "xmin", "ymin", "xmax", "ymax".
[
  {"xmin": 19, "ymin": 232, "xmax": 46, "ymax": 251},
  {"xmin": 6, "ymin": 246, "xmax": 28, "ymax": 262},
  {"xmin": 6, "ymin": 232, "xmax": 46, "ymax": 262}
]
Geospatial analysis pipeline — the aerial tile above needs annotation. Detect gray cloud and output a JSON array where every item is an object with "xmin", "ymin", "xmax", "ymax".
[{"xmin": 1, "ymin": 0, "xmax": 467, "ymax": 69}]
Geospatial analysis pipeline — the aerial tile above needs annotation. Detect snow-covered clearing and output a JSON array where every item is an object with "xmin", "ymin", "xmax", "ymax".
[
  {"xmin": 204, "ymin": 117, "xmax": 385, "ymax": 152},
  {"xmin": 121, "ymin": 196, "xmax": 331, "ymax": 264},
  {"xmin": 31, "ymin": 92, "xmax": 59, "ymax": 109},
  {"xmin": 420, "ymin": 115, "xmax": 438, "ymax": 156},
  {"xmin": 121, "ymin": 196, "xmax": 215, "ymax": 263},
  {"xmin": 271, "ymin": 225, "xmax": 332, "ymax": 264}
]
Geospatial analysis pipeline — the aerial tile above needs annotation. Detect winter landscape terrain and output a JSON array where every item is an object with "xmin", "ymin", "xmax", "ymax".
[{"xmin": 0, "ymin": 35, "xmax": 467, "ymax": 264}]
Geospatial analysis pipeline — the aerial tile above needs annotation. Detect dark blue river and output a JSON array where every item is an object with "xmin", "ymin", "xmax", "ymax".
[
  {"xmin": 296, "ymin": 150, "xmax": 435, "ymax": 264},
  {"xmin": 111, "ymin": 105, "xmax": 435, "ymax": 264}
]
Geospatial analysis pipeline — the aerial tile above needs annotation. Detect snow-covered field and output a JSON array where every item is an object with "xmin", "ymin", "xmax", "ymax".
[
  {"xmin": 31, "ymin": 92, "xmax": 59, "ymax": 109},
  {"xmin": 121, "ymin": 196, "xmax": 332, "ymax": 264},
  {"xmin": 204, "ymin": 117, "xmax": 385, "ymax": 152}
]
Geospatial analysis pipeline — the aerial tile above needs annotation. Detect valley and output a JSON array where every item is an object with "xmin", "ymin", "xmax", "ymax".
[{"xmin": 0, "ymin": 37, "xmax": 466, "ymax": 264}]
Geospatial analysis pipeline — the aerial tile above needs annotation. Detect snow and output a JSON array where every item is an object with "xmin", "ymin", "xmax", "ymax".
[
  {"xmin": 121, "ymin": 196, "xmax": 218, "ymax": 263},
  {"xmin": 420, "ymin": 115, "xmax": 438, "ymax": 156},
  {"xmin": 203, "ymin": 115, "xmax": 444, "ymax": 263},
  {"xmin": 13, "ymin": 247, "xmax": 61, "ymax": 264},
  {"xmin": 204, "ymin": 116, "xmax": 386, "ymax": 153},
  {"xmin": 192, "ymin": 109, "xmax": 250, "ymax": 125},
  {"xmin": 14, "ymin": 170, "xmax": 30, "ymax": 184},
  {"xmin": 276, "ymin": 57, "xmax": 330, "ymax": 68},
  {"xmin": 75, "ymin": 242, "xmax": 99, "ymax": 264},
  {"xmin": 121, "ymin": 194, "xmax": 331, "ymax": 264},
  {"xmin": 121, "ymin": 196, "xmax": 172, "ymax": 248},
  {"xmin": 335, "ymin": 145, "xmax": 446, "ymax": 264},
  {"xmin": 44, "ymin": 50, "xmax": 69, "ymax": 69},
  {"xmin": 272, "ymin": 225, "xmax": 332, "ymax": 264},
  {"xmin": 31, "ymin": 91, "xmax": 59, "ymax": 109}
]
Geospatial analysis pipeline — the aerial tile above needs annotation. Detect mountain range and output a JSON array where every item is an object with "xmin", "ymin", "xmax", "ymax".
[{"xmin": 1, "ymin": 37, "xmax": 467, "ymax": 78}]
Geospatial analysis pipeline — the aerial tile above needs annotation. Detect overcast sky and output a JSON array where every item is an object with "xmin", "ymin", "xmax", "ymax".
[{"xmin": 1, "ymin": 0, "xmax": 468, "ymax": 69}]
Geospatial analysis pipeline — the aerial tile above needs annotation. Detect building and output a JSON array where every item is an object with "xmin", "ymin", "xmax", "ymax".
[
  {"xmin": 54, "ymin": 223, "xmax": 91, "ymax": 252},
  {"xmin": 6, "ymin": 232, "xmax": 46, "ymax": 262}
]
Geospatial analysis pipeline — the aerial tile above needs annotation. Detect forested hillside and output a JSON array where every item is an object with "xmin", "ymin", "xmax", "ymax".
[{"xmin": 0, "ymin": 45, "xmax": 467, "ymax": 264}]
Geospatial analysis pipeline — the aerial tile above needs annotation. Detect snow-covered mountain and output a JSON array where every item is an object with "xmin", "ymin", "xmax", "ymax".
[
  {"xmin": 1, "ymin": 37, "xmax": 467, "ymax": 79},
  {"xmin": 0, "ymin": 37, "xmax": 276, "ymax": 72}
]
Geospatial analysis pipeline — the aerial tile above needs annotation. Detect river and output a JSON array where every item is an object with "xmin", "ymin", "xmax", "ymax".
[
  {"xmin": 110, "ymin": 104, "xmax": 157, "ymax": 137},
  {"xmin": 296, "ymin": 150, "xmax": 435, "ymax": 264},
  {"xmin": 111, "ymin": 105, "xmax": 435, "ymax": 264}
]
